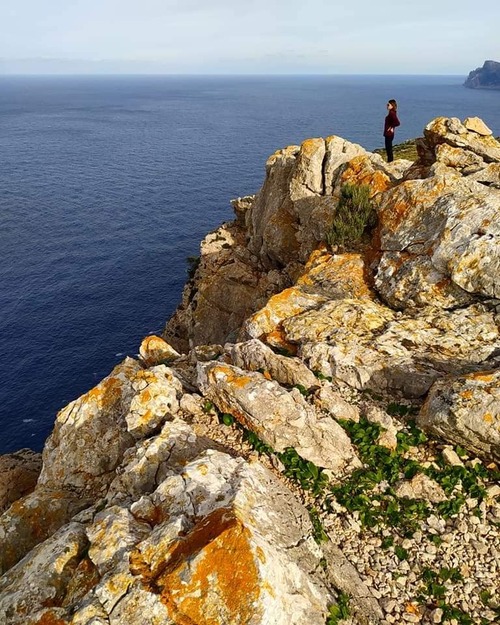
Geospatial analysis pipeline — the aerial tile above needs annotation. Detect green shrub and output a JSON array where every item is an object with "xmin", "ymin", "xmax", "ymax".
[{"xmin": 326, "ymin": 183, "xmax": 375, "ymax": 247}]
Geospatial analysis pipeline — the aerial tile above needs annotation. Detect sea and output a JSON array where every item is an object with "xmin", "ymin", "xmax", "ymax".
[{"xmin": 1, "ymin": 74, "xmax": 499, "ymax": 455}]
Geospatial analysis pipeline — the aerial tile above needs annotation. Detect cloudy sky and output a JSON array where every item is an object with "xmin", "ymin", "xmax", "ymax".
[{"xmin": 0, "ymin": 0, "xmax": 498, "ymax": 74}]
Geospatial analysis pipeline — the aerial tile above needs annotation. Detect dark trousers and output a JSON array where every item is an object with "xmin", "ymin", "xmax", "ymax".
[{"xmin": 385, "ymin": 136, "xmax": 394, "ymax": 162}]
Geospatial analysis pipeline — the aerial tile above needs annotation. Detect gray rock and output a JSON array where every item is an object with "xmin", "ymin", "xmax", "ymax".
[{"xmin": 418, "ymin": 369, "xmax": 500, "ymax": 461}]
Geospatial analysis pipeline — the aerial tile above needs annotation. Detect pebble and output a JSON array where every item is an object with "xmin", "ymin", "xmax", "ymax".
[{"xmin": 430, "ymin": 607, "xmax": 443, "ymax": 623}]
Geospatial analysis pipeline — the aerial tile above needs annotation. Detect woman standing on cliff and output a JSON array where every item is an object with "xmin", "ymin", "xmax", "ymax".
[{"xmin": 383, "ymin": 99, "xmax": 400, "ymax": 163}]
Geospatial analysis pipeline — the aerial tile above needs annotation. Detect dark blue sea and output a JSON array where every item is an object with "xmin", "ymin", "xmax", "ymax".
[{"xmin": 1, "ymin": 75, "xmax": 499, "ymax": 454}]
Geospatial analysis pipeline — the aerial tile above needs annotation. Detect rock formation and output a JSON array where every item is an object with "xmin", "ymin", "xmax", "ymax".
[
  {"xmin": 1, "ymin": 117, "xmax": 499, "ymax": 625},
  {"xmin": 464, "ymin": 60, "xmax": 500, "ymax": 89}
]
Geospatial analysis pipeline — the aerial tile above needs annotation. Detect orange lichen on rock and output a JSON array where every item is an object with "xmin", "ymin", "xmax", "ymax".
[
  {"xmin": 263, "ymin": 329, "xmax": 298, "ymax": 355},
  {"xmin": 83, "ymin": 375, "xmax": 123, "ymax": 412},
  {"xmin": 32, "ymin": 610, "xmax": 68, "ymax": 625},
  {"xmin": 339, "ymin": 156, "xmax": 392, "ymax": 195},
  {"xmin": 135, "ymin": 507, "xmax": 263, "ymax": 625},
  {"xmin": 297, "ymin": 250, "xmax": 374, "ymax": 299}
]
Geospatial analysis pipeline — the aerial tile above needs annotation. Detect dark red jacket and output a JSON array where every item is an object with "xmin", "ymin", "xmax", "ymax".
[{"xmin": 383, "ymin": 110, "xmax": 400, "ymax": 137}]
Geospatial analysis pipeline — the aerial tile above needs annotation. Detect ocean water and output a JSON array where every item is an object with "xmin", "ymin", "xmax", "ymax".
[{"xmin": 1, "ymin": 74, "xmax": 499, "ymax": 455}]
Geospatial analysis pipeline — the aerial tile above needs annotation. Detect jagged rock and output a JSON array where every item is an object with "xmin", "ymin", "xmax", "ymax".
[
  {"xmin": 441, "ymin": 446, "xmax": 464, "ymax": 467},
  {"xmin": 125, "ymin": 365, "xmax": 183, "ymax": 439},
  {"xmin": 364, "ymin": 405, "xmax": 399, "ymax": 450},
  {"xmin": 230, "ymin": 194, "xmax": 255, "ymax": 226},
  {"xmin": 107, "ymin": 418, "xmax": 209, "ymax": 506},
  {"xmin": 139, "ymin": 335, "xmax": 181, "ymax": 366},
  {"xmin": 198, "ymin": 362, "xmax": 360, "ymax": 472},
  {"xmin": 128, "ymin": 449, "xmax": 338, "ymax": 625},
  {"xmin": 423, "ymin": 117, "xmax": 500, "ymax": 163},
  {"xmin": 0, "ymin": 421, "xmax": 362, "ymax": 625},
  {"xmin": 314, "ymin": 384, "xmax": 361, "ymax": 423},
  {"xmin": 374, "ymin": 165, "xmax": 500, "ymax": 307},
  {"xmin": 0, "ymin": 449, "xmax": 42, "ymax": 514},
  {"xmin": 298, "ymin": 303, "xmax": 500, "ymax": 398},
  {"xmin": 463, "ymin": 117, "xmax": 492, "ymax": 136},
  {"xmin": 0, "ymin": 522, "xmax": 88, "ymax": 624},
  {"xmin": 0, "ymin": 488, "xmax": 89, "ymax": 575},
  {"xmin": 394, "ymin": 474, "xmax": 447, "ymax": 503},
  {"xmin": 164, "ymin": 221, "xmax": 290, "ymax": 350},
  {"xmin": 242, "ymin": 286, "xmax": 329, "ymax": 348},
  {"xmin": 290, "ymin": 137, "xmax": 326, "ymax": 198},
  {"xmin": 324, "ymin": 135, "xmax": 367, "ymax": 193},
  {"xmin": 296, "ymin": 248, "xmax": 375, "ymax": 300},
  {"xmin": 228, "ymin": 338, "xmax": 319, "ymax": 390},
  {"xmin": 418, "ymin": 369, "xmax": 500, "ymax": 461},
  {"xmin": 39, "ymin": 357, "xmax": 142, "ymax": 494}
]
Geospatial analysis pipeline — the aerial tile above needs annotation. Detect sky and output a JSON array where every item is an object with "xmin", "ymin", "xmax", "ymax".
[{"xmin": 0, "ymin": 0, "xmax": 498, "ymax": 75}]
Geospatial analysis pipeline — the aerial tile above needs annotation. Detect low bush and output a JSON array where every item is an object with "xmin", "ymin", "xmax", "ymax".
[{"xmin": 326, "ymin": 183, "xmax": 375, "ymax": 248}]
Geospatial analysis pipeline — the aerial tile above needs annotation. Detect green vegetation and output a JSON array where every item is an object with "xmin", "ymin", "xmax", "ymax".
[
  {"xmin": 309, "ymin": 506, "xmax": 329, "ymax": 544},
  {"xmin": 416, "ymin": 567, "xmax": 476, "ymax": 625},
  {"xmin": 326, "ymin": 183, "xmax": 375, "ymax": 248},
  {"xmin": 326, "ymin": 592, "xmax": 351, "ymax": 624}
]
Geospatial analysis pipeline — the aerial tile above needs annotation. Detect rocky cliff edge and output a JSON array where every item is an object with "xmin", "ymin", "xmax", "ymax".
[{"xmin": 0, "ymin": 116, "xmax": 499, "ymax": 625}]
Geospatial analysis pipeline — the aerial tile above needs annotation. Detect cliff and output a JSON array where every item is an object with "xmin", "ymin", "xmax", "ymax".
[
  {"xmin": 464, "ymin": 59, "xmax": 500, "ymax": 89},
  {"xmin": 0, "ymin": 116, "xmax": 499, "ymax": 625}
]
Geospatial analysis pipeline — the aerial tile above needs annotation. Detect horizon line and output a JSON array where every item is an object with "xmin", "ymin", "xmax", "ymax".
[{"xmin": 0, "ymin": 72, "xmax": 467, "ymax": 77}]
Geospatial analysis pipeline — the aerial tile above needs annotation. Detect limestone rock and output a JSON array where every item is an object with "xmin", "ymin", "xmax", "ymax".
[
  {"xmin": 139, "ymin": 335, "xmax": 181, "ymax": 366},
  {"xmin": 463, "ymin": 117, "xmax": 492, "ymax": 136},
  {"xmin": 298, "ymin": 303, "xmax": 499, "ymax": 398},
  {"xmin": 126, "ymin": 365, "xmax": 184, "ymax": 438},
  {"xmin": 241, "ymin": 286, "xmax": 329, "ymax": 347},
  {"xmin": 198, "ymin": 362, "xmax": 360, "ymax": 472},
  {"xmin": 418, "ymin": 369, "xmax": 500, "ymax": 461},
  {"xmin": 423, "ymin": 117, "xmax": 500, "ymax": 163},
  {"xmin": 314, "ymin": 384, "xmax": 361, "ymax": 423},
  {"xmin": 0, "ymin": 449, "xmax": 42, "ymax": 514},
  {"xmin": 39, "ymin": 357, "xmax": 141, "ymax": 494},
  {"xmin": 0, "ymin": 488, "xmax": 89, "ymax": 575},
  {"xmin": 0, "ymin": 522, "xmax": 88, "ymax": 624},
  {"xmin": 290, "ymin": 137, "xmax": 326, "ymax": 199},
  {"xmin": 228, "ymin": 338, "xmax": 319, "ymax": 390},
  {"xmin": 394, "ymin": 474, "xmax": 447, "ymax": 503},
  {"xmin": 364, "ymin": 405, "xmax": 399, "ymax": 450},
  {"xmin": 129, "ymin": 450, "xmax": 338, "ymax": 625}
]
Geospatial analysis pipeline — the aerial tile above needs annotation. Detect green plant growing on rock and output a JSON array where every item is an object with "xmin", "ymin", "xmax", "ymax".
[
  {"xmin": 326, "ymin": 592, "xmax": 351, "ymax": 624},
  {"xmin": 326, "ymin": 183, "xmax": 375, "ymax": 248},
  {"xmin": 309, "ymin": 506, "xmax": 329, "ymax": 544}
]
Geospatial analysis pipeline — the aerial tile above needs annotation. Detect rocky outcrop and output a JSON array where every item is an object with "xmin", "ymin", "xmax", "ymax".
[
  {"xmin": 418, "ymin": 369, "xmax": 500, "ymax": 461},
  {"xmin": 1, "ymin": 116, "xmax": 500, "ymax": 625},
  {"xmin": 464, "ymin": 59, "xmax": 500, "ymax": 89},
  {"xmin": 0, "ymin": 449, "xmax": 41, "ymax": 514}
]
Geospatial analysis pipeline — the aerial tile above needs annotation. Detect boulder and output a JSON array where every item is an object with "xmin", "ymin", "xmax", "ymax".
[
  {"xmin": 0, "ymin": 522, "xmax": 88, "ymax": 624},
  {"xmin": 418, "ymin": 369, "xmax": 500, "ymax": 461},
  {"xmin": 198, "ymin": 362, "xmax": 360, "ymax": 472},
  {"xmin": 297, "ymin": 303, "xmax": 500, "ymax": 398},
  {"xmin": 228, "ymin": 338, "xmax": 319, "ymax": 390},
  {"xmin": 38, "ymin": 357, "xmax": 141, "ymax": 494},
  {"xmin": 139, "ymin": 335, "xmax": 181, "ymax": 366},
  {"xmin": 125, "ymin": 365, "xmax": 184, "ymax": 439}
]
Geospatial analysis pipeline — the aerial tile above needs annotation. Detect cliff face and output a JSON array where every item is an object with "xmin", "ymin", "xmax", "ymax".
[
  {"xmin": 0, "ymin": 117, "xmax": 499, "ymax": 625},
  {"xmin": 464, "ymin": 59, "xmax": 500, "ymax": 89}
]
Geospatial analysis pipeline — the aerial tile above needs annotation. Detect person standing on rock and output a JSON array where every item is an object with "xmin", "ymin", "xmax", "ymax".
[{"xmin": 383, "ymin": 99, "xmax": 400, "ymax": 163}]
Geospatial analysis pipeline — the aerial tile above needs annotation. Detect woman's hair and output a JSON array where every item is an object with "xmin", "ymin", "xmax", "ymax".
[{"xmin": 388, "ymin": 99, "xmax": 398, "ymax": 111}]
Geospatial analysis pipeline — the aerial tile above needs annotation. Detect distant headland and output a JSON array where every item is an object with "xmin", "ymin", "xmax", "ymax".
[{"xmin": 464, "ymin": 59, "xmax": 500, "ymax": 89}]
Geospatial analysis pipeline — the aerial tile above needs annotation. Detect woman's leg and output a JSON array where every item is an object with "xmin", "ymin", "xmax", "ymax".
[{"xmin": 385, "ymin": 136, "xmax": 394, "ymax": 162}]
